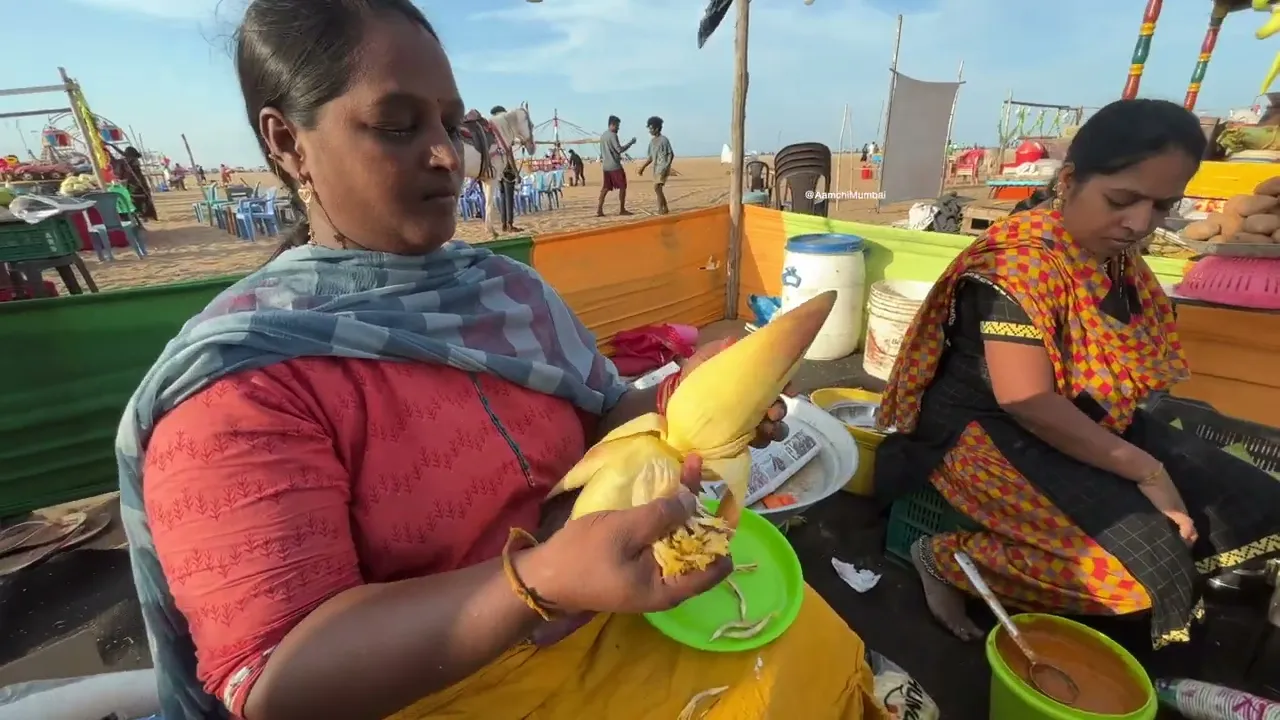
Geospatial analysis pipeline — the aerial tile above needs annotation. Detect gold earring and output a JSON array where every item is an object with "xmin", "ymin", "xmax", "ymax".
[
  {"xmin": 296, "ymin": 181, "xmax": 317, "ymax": 244},
  {"xmin": 1051, "ymin": 183, "xmax": 1064, "ymax": 211}
]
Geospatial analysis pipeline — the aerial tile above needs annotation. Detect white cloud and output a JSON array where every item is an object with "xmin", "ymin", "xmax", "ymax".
[
  {"xmin": 65, "ymin": 0, "xmax": 232, "ymax": 21},
  {"xmin": 450, "ymin": 0, "xmax": 1049, "ymax": 98},
  {"xmin": 454, "ymin": 0, "xmax": 714, "ymax": 93}
]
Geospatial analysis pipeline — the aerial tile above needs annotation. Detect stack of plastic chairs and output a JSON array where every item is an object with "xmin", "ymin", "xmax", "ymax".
[
  {"xmin": 530, "ymin": 172, "xmax": 552, "ymax": 211},
  {"xmin": 232, "ymin": 187, "xmax": 281, "ymax": 240},
  {"xmin": 772, "ymin": 142, "xmax": 832, "ymax": 216},
  {"xmin": 542, "ymin": 169, "xmax": 563, "ymax": 209},
  {"xmin": 457, "ymin": 179, "xmax": 484, "ymax": 219},
  {"xmin": 192, "ymin": 185, "xmax": 219, "ymax": 225},
  {"xmin": 517, "ymin": 174, "xmax": 539, "ymax": 214}
]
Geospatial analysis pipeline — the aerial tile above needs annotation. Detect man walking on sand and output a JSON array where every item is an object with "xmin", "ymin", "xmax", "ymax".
[
  {"xmin": 637, "ymin": 116, "xmax": 674, "ymax": 215},
  {"xmin": 598, "ymin": 115, "xmax": 636, "ymax": 216}
]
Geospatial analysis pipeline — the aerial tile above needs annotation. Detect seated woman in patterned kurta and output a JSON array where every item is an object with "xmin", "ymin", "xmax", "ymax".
[{"xmin": 874, "ymin": 98, "xmax": 1280, "ymax": 649}]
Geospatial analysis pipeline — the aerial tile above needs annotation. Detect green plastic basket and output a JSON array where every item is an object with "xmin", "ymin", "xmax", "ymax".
[
  {"xmin": 0, "ymin": 216, "xmax": 80, "ymax": 263},
  {"xmin": 884, "ymin": 487, "xmax": 980, "ymax": 565}
]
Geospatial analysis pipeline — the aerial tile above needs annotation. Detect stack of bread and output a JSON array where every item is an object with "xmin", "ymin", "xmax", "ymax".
[{"xmin": 1181, "ymin": 176, "xmax": 1280, "ymax": 244}]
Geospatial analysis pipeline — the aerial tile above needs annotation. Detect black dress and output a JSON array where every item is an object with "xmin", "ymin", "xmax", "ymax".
[{"xmin": 874, "ymin": 275, "xmax": 1280, "ymax": 646}]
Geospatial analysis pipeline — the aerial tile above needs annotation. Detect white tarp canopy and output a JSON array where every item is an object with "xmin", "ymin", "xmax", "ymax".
[{"xmin": 721, "ymin": 143, "xmax": 759, "ymax": 164}]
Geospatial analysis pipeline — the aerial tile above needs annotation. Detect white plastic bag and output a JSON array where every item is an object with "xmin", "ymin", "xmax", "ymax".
[
  {"xmin": 7, "ymin": 194, "xmax": 94, "ymax": 224},
  {"xmin": 0, "ymin": 669, "xmax": 159, "ymax": 720}
]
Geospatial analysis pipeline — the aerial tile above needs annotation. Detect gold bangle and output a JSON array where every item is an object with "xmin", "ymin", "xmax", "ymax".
[
  {"xmin": 501, "ymin": 527, "xmax": 555, "ymax": 621},
  {"xmin": 1139, "ymin": 464, "xmax": 1168, "ymax": 486}
]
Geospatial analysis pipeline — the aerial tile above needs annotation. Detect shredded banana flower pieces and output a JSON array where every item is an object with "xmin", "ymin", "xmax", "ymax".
[
  {"xmin": 677, "ymin": 686, "xmax": 729, "ymax": 720},
  {"xmin": 653, "ymin": 511, "xmax": 733, "ymax": 577},
  {"xmin": 726, "ymin": 578, "xmax": 747, "ymax": 620}
]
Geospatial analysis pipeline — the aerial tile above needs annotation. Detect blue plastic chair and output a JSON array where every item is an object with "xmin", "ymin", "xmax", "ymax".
[
  {"xmin": 84, "ymin": 191, "xmax": 146, "ymax": 259},
  {"xmin": 541, "ymin": 170, "xmax": 562, "ymax": 210},
  {"xmin": 547, "ymin": 170, "xmax": 563, "ymax": 208},
  {"xmin": 233, "ymin": 191, "xmax": 279, "ymax": 240},
  {"xmin": 232, "ymin": 200, "xmax": 254, "ymax": 240},
  {"xmin": 458, "ymin": 179, "xmax": 484, "ymax": 219},
  {"xmin": 248, "ymin": 187, "xmax": 280, "ymax": 235},
  {"xmin": 517, "ymin": 175, "xmax": 539, "ymax": 213},
  {"xmin": 531, "ymin": 172, "xmax": 552, "ymax": 210}
]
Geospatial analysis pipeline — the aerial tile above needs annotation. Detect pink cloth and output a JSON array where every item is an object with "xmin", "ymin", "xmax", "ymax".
[{"xmin": 611, "ymin": 323, "xmax": 697, "ymax": 376}]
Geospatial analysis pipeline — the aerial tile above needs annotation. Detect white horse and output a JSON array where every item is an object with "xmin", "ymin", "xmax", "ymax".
[{"xmin": 460, "ymin": 105, "xmax": 537, "ymax": 238}]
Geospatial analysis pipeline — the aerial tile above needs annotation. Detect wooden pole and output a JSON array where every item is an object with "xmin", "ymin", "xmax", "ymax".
[
  {"xmin": 59, "ymin": 67, "xmax": 107, "ymax": 189},
  {"xmin": 875, "ymin": 14, "xmax": 903, "ymax": 212},
  {"xmin": 994, "ymin": 90, "xmax": 1013, "ymax": 175},
  {"xmin": 181, "ymin": 133, "xmax": 198, "ymax": 170},
  {"xmin": 938, "ymin": 60, "xmax": 964, "ymax": 197},
  {"xmin": 1184, "ymin": 2, "xmax": 1228, "ymax": 111},
  {"xmin": 834, "ymin": 103, "xmax": 849, "ymax": 208},
  {"xmin": 1123, "ymin": 0, "xmax": 1163, "ymax": 100},
  {"xmin": 724, "ymin": 0, "xmax": 750, "ymax": 321}
]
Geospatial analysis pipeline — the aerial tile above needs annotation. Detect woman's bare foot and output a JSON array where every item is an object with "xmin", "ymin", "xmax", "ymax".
[{"xmin": 911, "ymin": 540, "xmax": 983, "ymax": 641}]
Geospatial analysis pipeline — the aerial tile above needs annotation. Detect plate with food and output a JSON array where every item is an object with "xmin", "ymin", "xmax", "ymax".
[{"xmin": 644, "ymin": 500, "xmax": 804, "ymax": 652}]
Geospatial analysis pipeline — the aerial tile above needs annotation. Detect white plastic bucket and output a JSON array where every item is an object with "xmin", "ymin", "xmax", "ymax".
[
  {"xmin": 778, "ymin": 233, "xmax": 867, "ymax": 361},
  {"xmin": 863, "ymin": 279, "xmax": 934, "ymax": 381}
]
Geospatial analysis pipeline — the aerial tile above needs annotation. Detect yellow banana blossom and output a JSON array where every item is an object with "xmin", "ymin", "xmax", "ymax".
[{"xmin": 547, "ymin": 291, "xmax": 837, "ymax": 577}]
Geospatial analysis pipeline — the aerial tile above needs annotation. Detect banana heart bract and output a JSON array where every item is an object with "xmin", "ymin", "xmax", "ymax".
[{"xmin": 547, "ymin": 291, "xmax": 837, "ymax": 577}]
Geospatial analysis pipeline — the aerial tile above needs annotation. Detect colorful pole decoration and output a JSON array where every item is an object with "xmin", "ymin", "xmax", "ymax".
[
  {"xmin": 1123, "ymin": 0, "xmax": 1164, "ymax": 100},
  {"xmin": 1185, "ymin": 2, "xmax": 1230, "ymax": 110},
  {"xmin": 59, "ymin": 67, "xmax": 111, "ymax": 186}
]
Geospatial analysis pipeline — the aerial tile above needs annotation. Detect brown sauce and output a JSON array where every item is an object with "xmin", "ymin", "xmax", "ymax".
[{"xmin": 994, "ymin": 617, "xmax": 1148, "ymax": 715}]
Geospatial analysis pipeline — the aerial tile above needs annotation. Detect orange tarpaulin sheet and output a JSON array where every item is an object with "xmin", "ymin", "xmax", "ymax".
[
  {"xmin": 532, "ymin": 207, "xmax": 730, "ymax": 354},
  {"xmin": 738, "ymin": 205, "xmax": 788, "ymax": 320}
]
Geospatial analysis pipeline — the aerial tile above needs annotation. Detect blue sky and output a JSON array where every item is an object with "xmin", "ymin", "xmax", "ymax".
[{"xmin": 2, "ymin": 0, "xmax": 1274, "ymax": 166}]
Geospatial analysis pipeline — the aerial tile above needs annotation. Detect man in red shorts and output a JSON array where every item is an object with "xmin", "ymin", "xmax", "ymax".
[{"xmin": 597, "ymin": 115, "xmax": 636, "ymax": 217}]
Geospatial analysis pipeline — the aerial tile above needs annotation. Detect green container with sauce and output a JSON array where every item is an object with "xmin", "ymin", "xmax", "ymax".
[{"xmin": 986, "ymin": 614, "xmax": 1156, "ymax": 720}]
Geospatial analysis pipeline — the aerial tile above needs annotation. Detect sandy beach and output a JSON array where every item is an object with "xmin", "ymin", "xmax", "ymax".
[{"xmin": 69, "ymin": 156, "xmax": 975, "ymax": 292}]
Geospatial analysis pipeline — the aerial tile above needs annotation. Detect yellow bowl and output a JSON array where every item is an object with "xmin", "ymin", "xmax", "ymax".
[{"xmin": 809, "ymin": 388, "xmax": 885, "ymax": 497}]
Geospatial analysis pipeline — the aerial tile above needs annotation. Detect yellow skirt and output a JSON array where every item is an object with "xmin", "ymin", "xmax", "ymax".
[{"xmin": 388, "ymin": 586, "xmax": 888, "ymax": 719}]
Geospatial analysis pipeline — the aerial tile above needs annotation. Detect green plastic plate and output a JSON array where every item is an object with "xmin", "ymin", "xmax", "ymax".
[{"xmin": 644, "ymin": 502, "xmax": 804, "ymax": 652}]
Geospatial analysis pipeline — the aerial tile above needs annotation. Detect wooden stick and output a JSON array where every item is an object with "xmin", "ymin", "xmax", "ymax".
[
  {"xmin": 724, "ymin": 0, "xmax": 750, "ymax": 321},
  {"xmin": 875, "ymin": 14, "xmax": 903, "ymax": 213},
  {"xmin": 181, "ymin": 133, "xmax": 198, "ymax": 172},
  {"xmin": 938, "ymin": 60, "xmax": 964, "ymax": 198}
]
